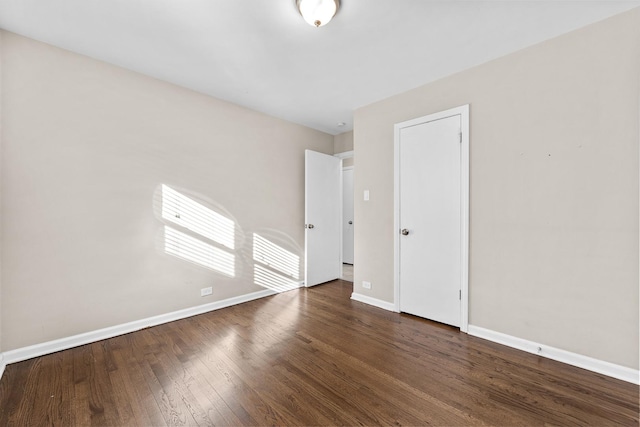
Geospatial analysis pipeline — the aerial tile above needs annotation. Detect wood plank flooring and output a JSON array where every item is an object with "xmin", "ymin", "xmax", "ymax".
[{"xmin": 0, "ymin": 280, "xmax": 638, "ymax": 426}]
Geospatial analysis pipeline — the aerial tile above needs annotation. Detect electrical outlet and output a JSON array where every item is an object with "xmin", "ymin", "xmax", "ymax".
[
  {"xmin": 362, "ymin": 281, "xmax": 371, "ymax": 289},
  {"xmin": 200, "ymin": 287, "xmax": 213, "ymax": 297}
]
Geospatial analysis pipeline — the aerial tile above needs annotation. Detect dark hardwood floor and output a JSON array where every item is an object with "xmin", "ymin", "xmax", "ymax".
[{"xmin": 0, "ymin": 280, "xmax": 638, "ymax": 426}]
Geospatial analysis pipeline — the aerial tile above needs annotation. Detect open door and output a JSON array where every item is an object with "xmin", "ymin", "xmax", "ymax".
[{"xmin": 305, "ymin": 150, "xmax": 341, "ymax": 287}]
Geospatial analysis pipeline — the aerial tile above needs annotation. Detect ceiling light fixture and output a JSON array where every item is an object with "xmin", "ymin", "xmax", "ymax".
[{"xmin": 296, "ymin": 0, "xmax": 340, "ymax": 28}]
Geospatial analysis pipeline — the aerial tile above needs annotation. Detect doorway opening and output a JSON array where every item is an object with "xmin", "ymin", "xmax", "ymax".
[{"xmin": 335, "ymin": 150, "xmax": 354, "ymax": 282}]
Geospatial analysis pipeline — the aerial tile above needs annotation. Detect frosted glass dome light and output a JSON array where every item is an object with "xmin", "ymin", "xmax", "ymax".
[{"xmin": 296, "ymin": 0, "xmax": 340, "ymax": 27}]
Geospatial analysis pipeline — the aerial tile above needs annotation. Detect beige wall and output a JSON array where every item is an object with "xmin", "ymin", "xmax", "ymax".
[
  {"xmin": 354, "ymin": 9, "xmax": 639, "ymax": 369},
  {"xmin": 334, "ymin": 130, "xmax": 353, "ymax": 154},
  {"xmin": 334, "ymin": 131, "xmax": 354, "ymax": 167},
  {"xmin": 0, "ymin": 31, "xmax": 333, "ymax": 350}
]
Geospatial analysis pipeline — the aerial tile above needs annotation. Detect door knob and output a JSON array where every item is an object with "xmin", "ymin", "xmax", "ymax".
[
  {"xmin": 306, "ymin": 224, "xmax": 315, "ymax": 229},
  {"xmin": 348, "ymin": 221, "xmax": 353, "ymax": 225},
  {"xmin": 401, "ymin": 228, "xmax": 409, "ymax": 236}
]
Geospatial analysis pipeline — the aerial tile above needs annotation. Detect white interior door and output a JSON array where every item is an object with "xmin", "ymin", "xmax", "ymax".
[
  {"xmin": 398, "ymin": 115, "xmax": 461, "ymax": 327},
  {"xmin": 342, "ymin": 167, "xmax": 354, "ymax": 264},
  {"xmin": 305, "ymin": 150, "xmax": 341, "ymax": 287}
]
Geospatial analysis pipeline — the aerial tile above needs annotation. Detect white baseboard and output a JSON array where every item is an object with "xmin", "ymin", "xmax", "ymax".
[
  {"xmin": 3, "ymin": 292, "xmax": 636, "ymax": 388},
  {"xmin": 1, "ymin": 289, "xmax": 276, "ymax": 370},
  {"xmin": 351, "ymin": 292, "xmax": 397, "ymax": 312},
  {"xmin": 468, "ymin": 325, "xmax": 639, "ymax": 385}
]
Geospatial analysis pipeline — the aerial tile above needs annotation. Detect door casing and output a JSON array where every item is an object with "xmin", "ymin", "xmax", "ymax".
[{"xmin": 393, "ymin": 105, "xmax": 470, "ymax": 332}]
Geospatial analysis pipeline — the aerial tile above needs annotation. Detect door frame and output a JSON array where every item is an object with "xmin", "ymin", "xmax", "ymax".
[{"xmin": 393, "ymin": 105, "xmax": 469, "ymax": 332}]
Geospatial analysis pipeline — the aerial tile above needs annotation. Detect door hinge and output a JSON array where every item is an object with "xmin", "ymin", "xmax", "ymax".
[
  {"xmin": 459, "ymin": 290, "xmax": 462, "ymax": 300},
  {"xmin": 459, "ymin": 132, "xmax": 462, "ymax": 143}
]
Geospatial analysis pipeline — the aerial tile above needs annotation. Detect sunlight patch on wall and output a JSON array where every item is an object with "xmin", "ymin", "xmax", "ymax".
[
  {"xmin": 254, "ymin": 264, "xmax": 300, "ymax": 293},
  {"xmin": 162, "ymin": 184, "xmax": 235, "ymax": 249},
  {"xmin": 253, "ymin": 233, "xmax": 300, "ymax": 279},
  {"xmin": 165, "ymin": 226, "xmax": 235, "ymax": 277},
  {"xmin": 252, "ymin": 233, "xmax": 300, "ymax": 293}
]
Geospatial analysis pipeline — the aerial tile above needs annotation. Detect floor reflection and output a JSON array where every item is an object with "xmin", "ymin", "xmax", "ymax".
[{"xmin": 341, "ymin": 264, "xmax": 353, "ymax": 282}]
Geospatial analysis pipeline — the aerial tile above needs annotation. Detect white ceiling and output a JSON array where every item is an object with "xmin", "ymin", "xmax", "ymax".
[{"xmin": 0, "ymin": 1, "xmax": 638, "ymax": 135}]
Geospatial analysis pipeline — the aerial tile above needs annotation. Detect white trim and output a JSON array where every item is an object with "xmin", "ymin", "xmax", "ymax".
[
  {"xmin": 2, "ymin": 289, "xmax": 276, "ymax": 366},
  {"xmin": 0, "ymin": 353, "xmax": 5, "ymax": 382},
  {"xmin": 338, "ymin": 160, "xmax": 344, "ymax": 269},
  {"xmin": 393, "ymin": 105, "xmax": 470, "ymax": 332},
  {"xmin": 459, "ymin": 106, "xmax": 470, "ymax": 332},
  {"xmin": 342, "ymin": 165, "xmax": 354, "ymax": 172},
  {"xmin": 334, "ymin": 150, "xmax": 354, "ymax": 159},
  {"xmin": 351, "ymin": 292, "xmax": 397, "ymax": 312},
  {"xmin": 394, "ymin": 127, "xmax": 400, "ymax": 312},
  {"xmin": 468, "ymin": 325, "xmax": 640, "ymax": 385}
]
